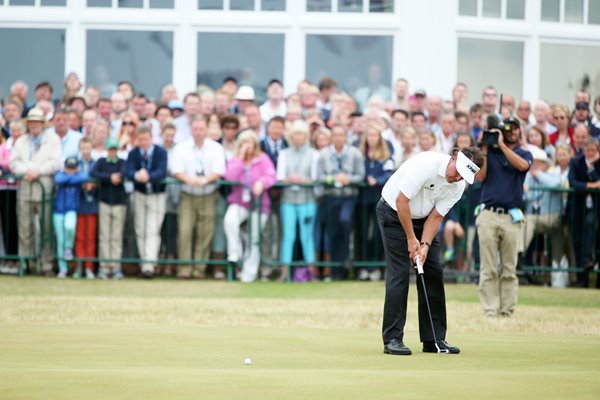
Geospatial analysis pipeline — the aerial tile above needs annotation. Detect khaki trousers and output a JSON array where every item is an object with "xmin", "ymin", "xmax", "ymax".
[
  {"xmin": 17, "ymin": 199, "xmax": 53, "ymax": 272},
  {"xmin": 177, "ymin": 191, "xmax": 217, "ymax": 278},
  {"xmin": 522, "ymin": 213, "xmax": 562, "ymax": 267},
  {"xmin": 476, "ymin": 209, "xmax": 522, "ymax": 316},
  {"xmin": 133, "ymin": 192, "xmax": 167, "ymax": 273},
  {"xmin": 98, "ymin": 202, "xmax": 126, "ymax": 274}
]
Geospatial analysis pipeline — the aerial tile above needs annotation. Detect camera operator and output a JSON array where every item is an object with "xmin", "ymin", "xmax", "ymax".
[{"xmin": 476, "ymin": 117, "xmax": 533, "ymax": 317}]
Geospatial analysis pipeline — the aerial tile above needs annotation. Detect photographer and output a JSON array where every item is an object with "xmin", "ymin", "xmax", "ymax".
[{"xmin": 476, "ymin": 117, "xmax": 532, "ymax": 317}]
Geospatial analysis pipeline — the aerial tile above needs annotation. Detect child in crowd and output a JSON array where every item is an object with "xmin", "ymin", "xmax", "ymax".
[
  {"xmin": 91, "ymin": 137, "xmax": 127, "ymax": 280},
  {"xmin": 75, "ymin": 138, "xmax": 98, "ymax": 279},
  {"xmin": 53, "ymin": 156, "xmax": 87, "ymax": 278}
]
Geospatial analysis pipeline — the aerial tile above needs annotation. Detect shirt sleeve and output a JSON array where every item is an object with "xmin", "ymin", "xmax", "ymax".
[
  {"xmin": 169, "ymin": 144, "xmax": 184, "ymax": 174},
  {"xmin": 397, "ymin": 153, "xmax": 435, "ymax": 200},
  {"xmin": 435, "ymin": 183, "xmax": 465, "ymax": 217}
]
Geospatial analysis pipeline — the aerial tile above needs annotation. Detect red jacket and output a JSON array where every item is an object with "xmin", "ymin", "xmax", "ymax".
[{"xmin": 548, "ymin": 127, "xmax": 575, "ymax": 152}]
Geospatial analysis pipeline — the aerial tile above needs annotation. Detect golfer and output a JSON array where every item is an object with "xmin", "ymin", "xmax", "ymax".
[{"xmin": 377, "ymin": 147, "xmax": 483, "ymax": 355}]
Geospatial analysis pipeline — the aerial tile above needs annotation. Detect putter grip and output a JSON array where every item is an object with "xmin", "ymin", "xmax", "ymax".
[{"xmin": 416, "ymin": 256, "xmax": 424, "ymax": 275}]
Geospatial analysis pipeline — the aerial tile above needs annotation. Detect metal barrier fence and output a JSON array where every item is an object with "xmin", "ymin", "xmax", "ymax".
[{"xmin": 0, "ymin": 176, "xmax": 599, "ymax": 285}]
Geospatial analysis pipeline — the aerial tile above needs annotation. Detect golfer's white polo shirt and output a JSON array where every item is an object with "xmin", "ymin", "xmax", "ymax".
[{"xmin": 381, "ymin": 151, "xmax": 466, "ymax": 219}]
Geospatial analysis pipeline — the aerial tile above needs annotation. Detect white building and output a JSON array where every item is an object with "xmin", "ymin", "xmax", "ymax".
[{"xmin": 0, "ymin": 0, "xmax": 599, "ymax": 106}]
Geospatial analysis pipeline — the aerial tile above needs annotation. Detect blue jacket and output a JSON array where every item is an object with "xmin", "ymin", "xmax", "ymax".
[
  {"xmin": 91, "ymin": 157, "xmax": 127, "ymax": 205},
  {"xmin": 359, "ymin": 155, "xmax": 394, "ymax": 205},
  {"xmin": 126, "ymin": 145, "xmax": 168, "ymax": 194},
  {"xmin": 53, "ymin": 171, "xmax": 87, "ymax": 214},
  {"xmin": 78, "ymin": 158, "xmax": 98, "ymax": 215},
  {"xmin": 260, "ymin": 137, "xmax": 288, "ymax": 168},
  {"xmin": 567, "ymin": 154, "xmax": 600, "ymax": 224}
]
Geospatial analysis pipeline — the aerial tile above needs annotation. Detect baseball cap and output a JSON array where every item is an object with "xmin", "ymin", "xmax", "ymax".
[
  {"xmin": 105, "ymin": 137, "xmax": 119, "ymax": 150},
  {"xmin": 456, "ymin": 151, "xmax": 480, "ymax": 185},
  {"xmin": 414, "ymin": 89, "xmax": 427, "ymax": 97},
  {"xmin": 168, "ymin": 100, "xmax": 183, "ymax": 111},
  {"xmin": 575, "ymin": 101, "xmax": 589, "ymax": 110},
  {"xmin": 503, "ymin": 116, "xmax": 520, "ymax": 130},
  {"xmin": 64, "ymin": 156, "xmax": 78, "ymax": 168},
  {"xmin": 234, "ymin": 85, "xmax": 255, "ymax": 101}
]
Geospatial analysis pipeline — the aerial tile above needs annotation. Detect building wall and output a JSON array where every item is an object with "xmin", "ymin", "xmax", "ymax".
[{"xmin": 0, "ymin": 0, "xmax": 599, "ymax": 106}]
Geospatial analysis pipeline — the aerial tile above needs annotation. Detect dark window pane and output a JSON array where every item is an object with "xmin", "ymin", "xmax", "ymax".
[
  {"xmin": 118, "ymin": 0, "xmax": 143, "ymax": 8},
  {"xmin": 230, "ymin": 0, "xmax": 254, "ymax": 10},
  {"xmin": 541, "ymin": 0, "xmax": 560, "ymax": 21},
  {"xmin": 9, "ymin": 0, "xmax": 35, "ymax": 5},
  {"xmin": 338, "ymin": 0, "xmax": 362, "ymax": 12},
  {"xmin": 565, "ymin": 0, "xmax": 583, "ymax": 23},
  {"xmin": 458, "ymin": 38, "xmax": 523, "ymax": 104},
  {"xmin": 87, "ymin": 30, "xmax": 174, "ymax": 98},
  {"xmin": 0, "ymin": 28, "xmax": 65, "ymax": 104},
  {"xmin": 88, "ymin": 0, "xmax": 112, "ymax": 6},
  {"xmin": 41, "ymin": 0, "xmax": 67, "ymax": 5},
  {"xmin": 197, "ymin": 32, "xmax": 284, "ymax": 104},
  {"xmin": 307, "ymin": 0, "xmax": 331, "ymax": 12},
  {"xmin": 261, "ymin": 0, "xmax": 285, "ymax": 11},
  {"xmin": 459, "ymin": 0, "xmax": 477, "ymax": 16},
  {"xmin": 590, "ymin": 0, "xmax": 600, "ymax": 24},
  {"xmin": 482, "ymin": 0, "xmax": 501, "ymax": 17},
  {"xmin": 506, "ymin": 0, "xmax": 525, "ymax": 19},
  {"xmin": 306, "ymin": 34, "xmax": 393, "ymax": 111},
  {"xmin": 198, "ymin": 0, "xmax": 223, "ymax": 9},
  {"xmin": 369, "ymin": 0, "xmax": 392, "ymax": 12},
  {"xmin": 149, "ymin": 0, "xmax": 174, "ymax": 8}
]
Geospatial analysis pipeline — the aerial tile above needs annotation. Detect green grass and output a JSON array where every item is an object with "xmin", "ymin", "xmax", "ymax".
[{"xmin": 1, "ymin": 277, "xmax": 600, "ymax": 400}]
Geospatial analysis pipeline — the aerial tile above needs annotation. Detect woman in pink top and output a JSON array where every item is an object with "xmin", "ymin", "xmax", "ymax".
[{"xmin": 224, "ymin": 129, "xmax": 276, "ymax": 282}]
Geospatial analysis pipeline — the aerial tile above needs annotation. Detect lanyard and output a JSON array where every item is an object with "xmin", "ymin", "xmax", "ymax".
[
  {"xmin": 28, "ymin": 132, "xmax": 44, "ymax": 161},
  {"xmin": 329, "ymin": 144, "xmax": 348, "ymax": 173}
]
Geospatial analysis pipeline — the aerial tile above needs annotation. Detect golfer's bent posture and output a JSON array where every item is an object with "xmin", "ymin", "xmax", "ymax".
[{"xmin": 377, "ymin": 147, "xmax": 483, "ymax": 355}]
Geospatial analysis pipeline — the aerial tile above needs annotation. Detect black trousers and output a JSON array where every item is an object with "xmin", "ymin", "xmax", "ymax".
[{"xmin": 376, "ymin": 199, "xmax": 447, "ymax": 344}]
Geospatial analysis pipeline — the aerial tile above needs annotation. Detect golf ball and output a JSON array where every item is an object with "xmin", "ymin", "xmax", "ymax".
[{"xmin": 244, "ymin": 358, "xmax": 252, "ymax": 365}]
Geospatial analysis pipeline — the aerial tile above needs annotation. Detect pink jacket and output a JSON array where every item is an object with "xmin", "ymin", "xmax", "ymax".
[{"xmin": 224, "ymin": 153, "xmax": 276, "ymax": 214}]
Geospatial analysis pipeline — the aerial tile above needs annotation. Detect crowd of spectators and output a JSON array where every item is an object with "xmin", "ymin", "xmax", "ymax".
[{"xmin": 1, "ymin": 73, "xmax": 599, "ymax": 286}]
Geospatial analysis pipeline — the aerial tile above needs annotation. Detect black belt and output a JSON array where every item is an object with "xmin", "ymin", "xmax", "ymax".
[{"xmin": 486, "ymin": 206, "xmax": 508, "ymax": 214}]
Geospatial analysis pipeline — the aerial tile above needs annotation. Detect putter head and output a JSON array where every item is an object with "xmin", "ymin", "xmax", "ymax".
[
  {"xmin": 416, "ymin": 256, "xmax": 424, "ymax": 275},
  {"xmin": 435, "ymin": 343, "xmax": 450, "ymax": 354}
]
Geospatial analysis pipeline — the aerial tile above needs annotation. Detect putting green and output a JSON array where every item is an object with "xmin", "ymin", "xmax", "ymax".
[{"xmin": 0, "ymin": 277, "xmax": 599, "ymax": 399}]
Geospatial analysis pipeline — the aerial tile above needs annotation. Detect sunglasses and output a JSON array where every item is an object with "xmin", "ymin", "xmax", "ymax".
[{"xmin": 122, "ymin": 121, "xmax": 135, "ymax": 126}]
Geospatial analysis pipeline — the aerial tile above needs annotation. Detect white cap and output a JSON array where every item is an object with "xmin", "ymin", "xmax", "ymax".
[
  {"xmin": 530, "ymin": 146, "xmax": 550, "ymax": 164},
  {"xmin": 234, "ymin": 85, "xmax": 255, "ymax": 101},
  {"xmin": 456, "ymin": 151, "xmax": 480, "ymax": 184}
]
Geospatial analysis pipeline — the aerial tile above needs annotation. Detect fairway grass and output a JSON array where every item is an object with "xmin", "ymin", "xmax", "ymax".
[{"xmin": 1, "ymin": 277, "xmax": 599, "ymax": 399}]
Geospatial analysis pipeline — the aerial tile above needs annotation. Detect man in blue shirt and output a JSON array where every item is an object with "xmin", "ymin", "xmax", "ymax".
[
  {"xmin": 47, "ymin": 109, "xmax": 82, "ymax": 160},
  {"xmin": 476, "ymin": 117, "xmax": 533, "ymax": 317}
]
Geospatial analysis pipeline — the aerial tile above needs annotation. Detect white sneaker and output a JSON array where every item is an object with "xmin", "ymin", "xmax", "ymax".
[
  {"xmin": 369, "ymin": 269, "xmax": 382, "ymax": 281},
  {"xmin": 358, "ymin": 269, "xmax": 370, "ymax": 281},
  {"xmin": 57, "ymin": 271, "xmax": 67, "ymax": 279},
  {"xmin": 85, "ymin": 269, "xmax": 95, "ymax": 280}
]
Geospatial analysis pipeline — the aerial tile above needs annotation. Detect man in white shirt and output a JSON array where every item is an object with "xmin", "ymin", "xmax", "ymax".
[
  {"xmin": 170, "ymin": 116, "xmax": 226, "ymax": 278},
  {"xmin": 173, "ymin": 93, "xmax": 201, "ymax": 144},
  {"xmin": 377, "ymin": 147, "xmax": 483, "ymax": 356},
  {"xmin": 259, "ymin": 79, "xmax": 286, "ymax": 124}
]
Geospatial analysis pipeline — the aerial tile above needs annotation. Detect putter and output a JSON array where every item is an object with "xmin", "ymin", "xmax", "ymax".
[{"xmin": 416, "ymin": 255, "xmax": 449, "ymax": 354}]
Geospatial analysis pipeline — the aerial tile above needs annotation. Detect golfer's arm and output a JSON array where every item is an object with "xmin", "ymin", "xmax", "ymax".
[
  {"xmin": 421, "ymin": 208, "xmax": 444, "ymax": 244},
  {"xmin": 395, "ymin": 192, "xmax": 416, "ymax": 241}
]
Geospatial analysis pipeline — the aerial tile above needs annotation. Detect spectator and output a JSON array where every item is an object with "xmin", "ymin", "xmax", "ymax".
[
  {"xmin": 81, "ymin": 109, "xmax": 98, "ymax": 138},
  {"xmin": 572, "ymin": 123, "xmax": 590, "ymax": 155},
  {"xmin": 9, "ymin": 108, "xmax": 62, "ymax": 275},
  {"xmin": 173, "ymin": 93, "xmax": 201, "ymax": 143},
  {"xmin": 469, "ymin": 103, "xmax": 484, "ymax": 142},
  {"xmin": 10, "ymin": 80, "xmax": 30, "ymax": 116},
  {"xmin": 567, "ymin": 138, "xmax": 600, "ymax": 288},
  {"xmin": 410, "ymin": 89, "xmax": 427, "ymax": 113},
  {"xmin": 418, "ymin": 130, "xmax": 437, "ymax": 152},
  {"xmin": 131, "ymin": 94, "xmax": 149, "ymax": 122},
  {"xmin": 200, "ymin": 91, "xmax": 215, "ymax": 120},
  {"xmin": 221, "ymin": 76, "xmax": 238, "ymax": 99},
  {"xmin": 160, "ymin": 123, "xmax": 179, "ymax": 276},
  {"xmin": 160, "ymin": 84, "xmax": 179, "ymax": 105},
  {"xmin": 317, "ymin": 125, "xmax": 365, "ymax": 280},
  {"xmin": 117, "ymin": 81, "xmax": 135, "ymax": 102},
  {"xmin": 452, "ymin": 82, "xmax": 469, "ymax": 113},
  {"xmin": 516, "ymin": 100, "xmax": 532, "ymax": 131},
  {"xmin": 392, "ymin": 78, "xmax": 409, "ymax": 111},
  {"xmin": 438, "ymin": 112, "xmax": 457, "ymax": 155},
  {"xmin": 68, "ymin": 96, "xmax": 88, "ymax": 113},
  {"xmin": 96, "ymin": 97, "xmax": 112, "ymax": 123},
  {"xmin": 244, "ymin": 104, "xmax": 264, "ymax": 139},
  {"xmin": 91, "ymin": 137, "xmax": 127, "ymax": 279},
  {"xmin": 260, "ymin": 116, "xmax": 287, "ymax": 167},
  {"xmin": 411, "ymin": 111, "xmax": 427, "ymax": 131},
  {"xmin": 526, "ymin": 126, "xmax": 556, "ymax": 161},
  {"xmin": 219, "ymin": 114, "xmax": 240, "ymax": 160},
  {"xmin": 117, "ymin": 112, "xmax": 140, "ymax": 159},
  {"xmin": 34, "ymin": 81, "xmax": 53, "ymax": 104},
  {"xmin": 572, "ymin": 101, "xmax": 591, "ymax": 127},
  {"xmin": 126, "ymin": 126, "xmax": 168, "ymax": 278},
  {"xmin": 151, "ymin": 105, "xmax": 173, "ymax": 144},
  {"xmin": 0, "ymin": 127, "xmax": 19, "ymax": 269},
  {"xmin": 70, "ymin": 110, "xmax": 83, "ymax": 133},
  {"xmin": 63, "ymin": 72, "xmax": 83, "ymax": 104},
  {"xmin": 85, "ymin": 85, "xmax": 101, "ymax": 109},
  {"xmin": 317, "ymin": 77, "xmax": 337, "ymax": 121},
  {"xmin": 285, "ymin": 103, "xmax": 302, "ymax": 125},
  {"xmin": 110, "ymin": 91, "xmax": 128, "ymax": 136},
  {"xmin": 53, "ymin": 156, "xmax": 87, "ymax": 278},
  {"xmin": 426, "ymin": 95, "xmax": 442, "ymax": 135},
  {"xmin": 590, "ymin": 96, "xmax": 600, "ymax": 139},
  {"xmin": 90, "ymin": 121, "xmax": 109, "ymax": 160},
  {"xmin": 215, "ymin": 89, "xmax": 232, "ymax": 117},
  {"xmin": 1, "ymin": 98, "xmax": 24, "ymax": 139},
  {"xmin": 356, "ymin": 124, "xmax": 394, "ymax": 281},
  {"xmin": 171, "ymin": 117, "xmax": 225, "ymax": 279},
  {"xmin": 398, "ymin": 127, "xmax": 418, "ymax": 166},
  {"xmin": 260, "ymin": 79, "xmax": 286, "ymax": 123},
  {"xmin": 233, "ymin": 85, "xmax": 256, "ymax": 116},
  {"xmin": 224, "ymin": 130, "xmax": 276, "ymax": 282},
  {"xmin": 277, "ymin": 121, "xmax": 320, "ymax": 282},
  {"xmin": 300, "ymin": 84, "xmax": 320, "ymax": 117},
  {"xmin": 481, "ymin": 86, "xmax": 498, "ymax": 114},
  {"xmin": 354, "ymin": 64, "xmax": 391, "ymax": 111},
  {"xmin": 549, "ymin": 105, "xmax": 575, "ymax": 152},
  {"xmin": 347, "ymin": 111, "xmax": 366, "ymax": 145},
  {"xmin": 75, "ymin": 138, "xmax": 98, "ymax": 279},
  {"xmin": 534, "ymin": 100, "xmax": 556, "ymax": 136},
  {"xmin": 47, "ymin": 109, "xmax": 82, "ymax": 160}
]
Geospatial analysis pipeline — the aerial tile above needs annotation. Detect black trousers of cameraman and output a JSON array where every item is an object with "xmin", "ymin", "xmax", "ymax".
[{"xmin": 376, "ymin": 199, "xmax": 447, "ymax": 344}]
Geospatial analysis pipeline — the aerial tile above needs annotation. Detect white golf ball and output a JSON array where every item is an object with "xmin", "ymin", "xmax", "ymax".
[{"xmin": 244, "ymin": 358, "xmax": 252, "ymax": 366}]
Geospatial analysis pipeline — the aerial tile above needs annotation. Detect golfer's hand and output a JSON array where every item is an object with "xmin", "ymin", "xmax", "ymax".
[
  {"xmin": 408, "ymin": 237, "xmax": 420, "ymax": 262},
  {"xmin": 417, "ymin": 244, "xmax": 429, "ymax": 265}
]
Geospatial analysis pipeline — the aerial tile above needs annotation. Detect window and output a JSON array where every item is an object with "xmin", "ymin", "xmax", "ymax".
[
  {"xmin": 230, "ymin": 0, "xmax": 254, "ymax": 10},
  {"xmin": 118, "ymin": 0, "xmax": 143, "ymax": 7},
  {"xmin": 482, "ymin": 0, "xmax": 501, "ymax": 18},
  {"xmin": 149, "ymin": 0, "xmax": 174, "ymax": 8},
  {"xmin": 307, "ymin": 0, "xmax": 331, "ymax": 11},
  {"xmin": 261, "ymin": 0, "xmax": 285, "ymax": 11},
  {"xmin": 541, "ymin": 0, "xmax": 560, "ymax": 21},
  {"xmin": 369, "ymin": 0, "xmax": 393, "ymax": 12},
  {"xmin": 506, "ymin": 0, "xmax": 525, "ymax": 19},
  {"xmin": 86, "ymin": 30, "xmax": 174, "ymax": 99},
  {"xmin": 540, "ymin": 43, "xmax": 600, "ymax": 105},
  {"xmin": 87, "ymin": 0, "xmax": 111, "ymax": 7},
  {"xmin": 9, "ymin": 0, "xmax": 35, "ymax": 5},
  {"xmin": 197, "ymin": 32, "xmax": 284, "ymax": 103},
  {"xmin": 457, "ymin": 38, "xmax": 523, "ymax": 102},
  {"xmin": 0, "ymin": 28, "xmax": 65, "ymax": 104},
  {"xmin": 41, "ymin": 0, "xmax": 66, "ymax": 5},
  {"xmin": 459, "ymin": 0, "xmax": 478, "ymax": 16},
  {"xmin": 590, "ymin": 0, "xmax": 600, "ymax": 24},
  {"xmin": 305, "ymin": 34, "xmax": 393, "ymax": 111},
  {"xmin": 565, "ymin": 0, "xmax": 584, "ymax": 23},
  {"xmin": 339, "ymin": 0, "xmax": 362, "ymax": 12},
  {"xmin": 198, "ymin": 0, "xmax": 223, "ymax": 9}
]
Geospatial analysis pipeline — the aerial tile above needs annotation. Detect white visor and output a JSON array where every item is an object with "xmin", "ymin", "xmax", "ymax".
[{"xmin": 456, "ymin": 151, "xmax": 480, "ymax": 184}]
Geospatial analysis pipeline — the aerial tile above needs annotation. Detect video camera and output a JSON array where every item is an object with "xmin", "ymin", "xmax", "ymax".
[{"xmin": 479, "ymin": 94, "xmax": 518, "ymax": 149}]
